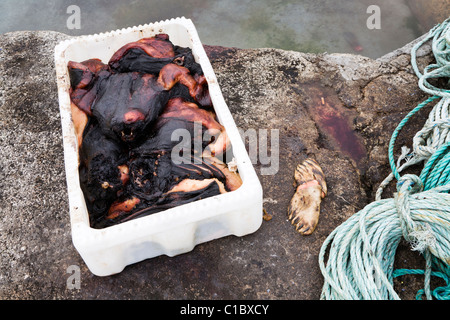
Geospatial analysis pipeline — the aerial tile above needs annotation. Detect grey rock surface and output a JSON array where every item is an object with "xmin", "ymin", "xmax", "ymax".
[{"xmin": 0, "ymin": 30, "xmax": 440, "ymax": 299}]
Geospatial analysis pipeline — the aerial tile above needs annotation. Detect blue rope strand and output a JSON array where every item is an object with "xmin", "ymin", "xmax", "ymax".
[{"xmin": 319, "ymin": 17, "xmax": 450, "ymax": 300}]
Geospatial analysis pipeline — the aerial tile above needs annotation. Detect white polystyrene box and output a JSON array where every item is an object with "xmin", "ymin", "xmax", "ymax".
[{"xmin": 54, "ymin": 17, "xmax": 263, "ymax": 276}]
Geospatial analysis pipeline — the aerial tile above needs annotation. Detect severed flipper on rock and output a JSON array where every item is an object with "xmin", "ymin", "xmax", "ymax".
[{"xmin": 288, "ymin": 158, "xmax": 327, "ymax": 235}]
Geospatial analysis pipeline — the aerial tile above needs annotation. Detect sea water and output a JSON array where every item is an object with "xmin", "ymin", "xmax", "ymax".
[{"xmin": 0, "ymin": 0, "xmax": 433, "ymax": 59}]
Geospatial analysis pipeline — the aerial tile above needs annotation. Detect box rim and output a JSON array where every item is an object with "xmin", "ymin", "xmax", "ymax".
[{"xmin": 54, "ymin": 17, "xmax": 263, "ymax": 248}]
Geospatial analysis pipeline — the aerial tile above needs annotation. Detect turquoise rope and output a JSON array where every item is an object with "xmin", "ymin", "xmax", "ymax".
[
  {"xmin": 387, "ymin": 95, "xmax": 440, "ymax": 181},
  {"xmin": 319, "ymin": 18, "xmax": 450, "ymax": 300}
]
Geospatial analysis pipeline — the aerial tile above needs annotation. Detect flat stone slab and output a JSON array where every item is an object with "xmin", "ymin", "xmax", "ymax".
[{"xmin": 0, "ymin": 30, "xmax": 441, "ymax": 299}]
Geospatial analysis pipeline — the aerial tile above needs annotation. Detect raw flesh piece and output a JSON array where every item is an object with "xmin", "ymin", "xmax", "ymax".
[{"xmin": 68, "ymin": 34, "xmax": 241, "ymax": 228}]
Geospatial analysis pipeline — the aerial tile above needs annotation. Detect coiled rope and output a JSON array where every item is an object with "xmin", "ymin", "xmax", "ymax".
[{"xmin": 319, "ymin": 18, "xmax": 450, "ymax": 300}]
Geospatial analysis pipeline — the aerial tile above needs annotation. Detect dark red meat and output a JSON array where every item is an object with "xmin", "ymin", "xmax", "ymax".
[{"xmin": 68, "ymin": 34, "xmax": 239, "ymax": 228}]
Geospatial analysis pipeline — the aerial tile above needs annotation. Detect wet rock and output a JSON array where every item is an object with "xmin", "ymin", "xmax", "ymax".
[
  {"xmin": 407, "ymin": 0, "xmax": 450, "ymax": 32},
  {"xmin": 0, "ymin": 31, "xmax": 437, "ymax": 299}
]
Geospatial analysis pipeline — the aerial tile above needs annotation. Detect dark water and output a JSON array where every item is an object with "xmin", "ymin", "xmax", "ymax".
[{"xmin": 0, "ymin": 0, "xmax": 439, "ymax": 59}]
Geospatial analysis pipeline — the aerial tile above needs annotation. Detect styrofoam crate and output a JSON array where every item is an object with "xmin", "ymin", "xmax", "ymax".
[{"xmin": 54, "ymin": 17, "xmax": 263, "ymax": 276}]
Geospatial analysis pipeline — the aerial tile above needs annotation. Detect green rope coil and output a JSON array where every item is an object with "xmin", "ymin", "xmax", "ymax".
[{"xmin": 319, "ymin": 17, "xmax": 450, "ymax": 300}]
